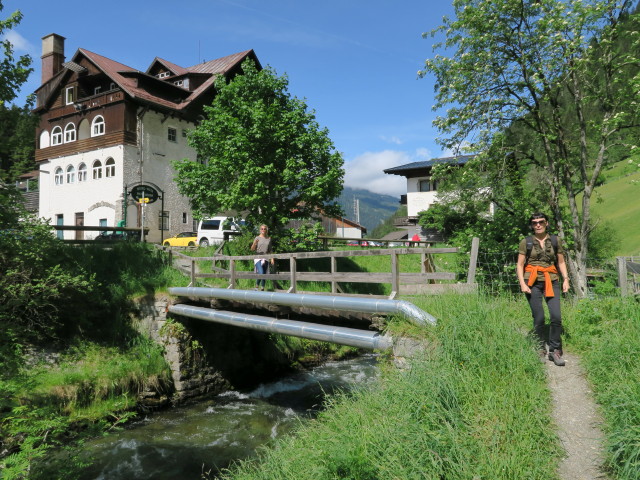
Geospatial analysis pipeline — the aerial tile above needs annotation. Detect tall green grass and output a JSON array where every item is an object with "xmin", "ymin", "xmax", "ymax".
[
  {"xmin": 563, "ymin": 296, "xmax": 640, "ymax": 480},
  {"xmin": 219, "ymin": 294, "xmax": 560, "ymax": 480}
]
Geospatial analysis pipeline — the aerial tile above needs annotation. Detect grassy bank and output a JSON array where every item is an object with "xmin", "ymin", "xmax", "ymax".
[
  {"xmin": 563, "ymin": 296, "xmax": 640, "ymax": 480},
  {"xmin": 219, "ymin": 294, "xmax": 561, "ymax": 479},
  {"xmin": 217, "ymin": 293, "xmax": 640, "ymax": 480}
]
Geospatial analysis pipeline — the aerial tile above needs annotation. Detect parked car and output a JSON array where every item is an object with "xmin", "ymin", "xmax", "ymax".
[
  {"xmin": 197, "ymin": 216, "xmax": 243, "ymax": 247},
  {"xmin": 163, "ymin": 232, "xmax": 197, "ymax": 247},
  {"xmin": 94, "ymin": 231, "xmax": 141, "ymax": 242}
]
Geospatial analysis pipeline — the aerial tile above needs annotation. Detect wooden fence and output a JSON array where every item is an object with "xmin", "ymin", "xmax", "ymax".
[{"xmin": 165, "ymin": 237, "xmax": 479, "ymax": 298}]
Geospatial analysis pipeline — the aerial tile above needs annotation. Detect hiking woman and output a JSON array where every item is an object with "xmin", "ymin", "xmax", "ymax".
[
  {"xmin": 516, "ymin": 212, "xmax": 570, "ymax": 366},
  {"xmin": 251, "ymin": 224, "xmax": 274, "ymax": 290}
]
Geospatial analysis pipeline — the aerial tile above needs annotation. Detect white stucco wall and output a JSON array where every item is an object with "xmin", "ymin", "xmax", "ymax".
[
  {"xmin": 38, "ymin": 110, "xmax": 199, "ymax": 243},
  {"xmin": 39, "ymin": 145, "xmax": 125, "ymax": 240},
  {"xmin": 406, "ymin": 177, "xmax": 439, "ymax": 217}
]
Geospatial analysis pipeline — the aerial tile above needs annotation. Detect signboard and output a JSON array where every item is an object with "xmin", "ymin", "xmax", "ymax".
[{"xmin": 130, "ymin": 185, "xmax": 159, "ymax": 204}]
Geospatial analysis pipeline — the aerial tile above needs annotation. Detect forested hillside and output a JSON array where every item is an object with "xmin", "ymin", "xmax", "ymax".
[{"xmin": 337, "ymin": 186, "xmax": 400, "ymax": 234}]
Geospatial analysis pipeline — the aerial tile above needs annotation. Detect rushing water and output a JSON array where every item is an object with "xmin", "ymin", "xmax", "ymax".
[{"xmin": 69, "ymin": 355, "xmax": 380, "ymax": 479}]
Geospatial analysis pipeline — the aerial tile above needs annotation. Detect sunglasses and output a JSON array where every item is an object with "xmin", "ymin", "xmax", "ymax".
[{"xmin": 531, "ymin": 220, "xmax": 546, "ymax": 225}]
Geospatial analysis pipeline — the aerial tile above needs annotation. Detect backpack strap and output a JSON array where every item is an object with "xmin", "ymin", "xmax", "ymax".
[{"xmin": 524, "ymin": 235, "xmax": 534, "ymax": 265}]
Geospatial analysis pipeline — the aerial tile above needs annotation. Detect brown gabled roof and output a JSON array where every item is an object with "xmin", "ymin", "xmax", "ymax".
[
  {"xmin": 181, "ymin": 50, "xmax": 257, "ymax": 105},
  {"xmin": 38, "ymin": 47, "xmax": 258, "ymax": 113},
  {"xmin": 146, "ymin": 57, "xmax": 189, "ymax": 77}
]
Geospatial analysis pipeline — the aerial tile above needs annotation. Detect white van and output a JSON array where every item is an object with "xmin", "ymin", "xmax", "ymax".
[{"xmin": 196, "ymin": 216, "xmax": 242, "ymax": 247}]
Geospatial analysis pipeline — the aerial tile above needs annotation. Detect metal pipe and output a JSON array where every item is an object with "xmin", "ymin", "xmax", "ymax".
[
  {"xmin": 168, "ymin": 304, "xmax": 394, "ymax": 351},
  {"xmin": 168, "ymin": 287, "xmax": 436, "ymax": 326}
]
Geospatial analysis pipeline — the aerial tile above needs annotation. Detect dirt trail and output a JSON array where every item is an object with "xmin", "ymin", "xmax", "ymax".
[{"xmin": 545, "ymin": 351, "xmax": 610, "ymax": 480}]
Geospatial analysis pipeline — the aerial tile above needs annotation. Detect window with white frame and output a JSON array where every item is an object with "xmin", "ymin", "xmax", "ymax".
[
  {"xmin": 64, "ymin": 123, "xmax": 76, "ymax": 143},
  {"xmin": 52, "ymin": 126, "xmax": 63, "ymax": 146},
  {"xmin": 157, "ymin": 72, "xmax": 170, "ymax": 79},
  {"xmin": 92, "ymin": 160, "xmax": 102, "ymax": 179},
  {"xmin": 78, "ymin": 163, "xmax": 87, "ymax": 182},
  {"xmin": 105, "ymin": 158, "xmax": 115, "ymax": 177},
  {"xmin": 110, "ymin": 82, "xmax": 116, "ymax": 90},
  {"xmin": 168, "ymin": 127, "xmax": 177, "ymax": 142},
  {"xmin": 65, "ymin": 86, "xmax": 75, "ymax": 105},
  {"xmin": 66, "ymin": 165, "xmax": 75, "ymax": 184},
  {"xmin": 54, "ymin": 167, "xmax": 63, "ymax": 185},
  {"xmin": 91, "ymin": 116, "xmax": 105, "ymax": 136},
  {"xmin": 94, "ymin": 86, "xmax": 102, "ymax": 95}
]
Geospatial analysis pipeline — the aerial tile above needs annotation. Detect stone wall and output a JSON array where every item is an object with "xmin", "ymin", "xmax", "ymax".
[{"xmin": 132, "ymin": 294, "xmax": 294, "ymax": 405}]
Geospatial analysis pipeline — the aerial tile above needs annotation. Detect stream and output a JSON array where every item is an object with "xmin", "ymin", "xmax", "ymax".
[{"xmin": 67, "ymin": 354, "xmax": 380, "ymax": 479}]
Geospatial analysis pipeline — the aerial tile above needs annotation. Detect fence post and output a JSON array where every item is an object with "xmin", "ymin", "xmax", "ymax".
[
  {"xmin": 391, "ymin": 250, "xmax": 399, "ymax": 295},
  {"xmin": 331, "ymin": 256, "xmax": 338, "ymax": 294},
  {"xmin": 289, "ymin": 256, "xmax": 297, "ymax": 293},
  {"xmin": 190, "ymin": 259, "xmax": 196, "ymax": 287},
  {"xmin": 467, "ymin": 237, "xmax": 480, "ymax": 284},
  {"xmin": 229, "ymin": 259, "xmax": 236, "ymax": 289},
  {"xmin": 617, "ymin": 256, "xmax": 628, "ymax": 297}
]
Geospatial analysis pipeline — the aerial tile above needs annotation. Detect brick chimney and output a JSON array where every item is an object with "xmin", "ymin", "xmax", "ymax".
[{"xmin": 41, "ymin": 33, "xmax": 65, "ymax": 84}]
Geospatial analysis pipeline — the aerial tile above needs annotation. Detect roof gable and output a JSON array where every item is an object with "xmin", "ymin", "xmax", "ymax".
[{"xmin": 383, "ymin": 154, "xmax": 475, "ymax": 177}]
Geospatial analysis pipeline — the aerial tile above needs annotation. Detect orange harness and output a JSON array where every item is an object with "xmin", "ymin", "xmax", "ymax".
[{"xmin": 525, "ymin": 264, "xmax": 558, "ymax": 297}]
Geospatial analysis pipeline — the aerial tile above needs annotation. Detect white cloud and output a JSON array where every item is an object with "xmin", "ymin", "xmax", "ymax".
[
  {"xmin": 344, "ymin": 150, "xmax": 410, "ymax": 197},
  {"xmin": 2, "ymin": 30, "xmax": 34, "ymax": 53}
]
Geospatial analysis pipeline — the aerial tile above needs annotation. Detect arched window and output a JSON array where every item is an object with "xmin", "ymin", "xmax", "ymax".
[
  {"xmin": 78, "ymin": 163, "xmax": 87, "ymax": 182},
  {"xmin": 92, "ymin": 160, "xmax": 102, "ymax": 179},
  {"xmin": 91, "ymin": 116, "xmax": 105, "ymax": 136},
  {"xmin": 66, "ymin": 165, "xmax": 76, "ymax": 184},
  {"xmin": 78, "ymin": 119, "xmax": 90, "ymax": 140},
  {"xmin": 54, "ymin": 167, "xmax": 63, "ymax": 185},
  {"xmin": 105, "ymin": 157, "xmax": 116, "ymax": 177},
  {"xmin": 39, "ymin": 130, "xmax": 50, "ymax": 149},
  {"xmin": 52, "ymin": 126, "xmax": 63, "ymax": 146},
  {"xmin": 64, "ymin": 123, "xmax": 76, "ymax": 143}
]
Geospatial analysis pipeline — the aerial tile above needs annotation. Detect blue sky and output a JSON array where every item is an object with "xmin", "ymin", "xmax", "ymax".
[{"xmin": 5, "ymin": 0, "xmax": 455, "ymax": 197}]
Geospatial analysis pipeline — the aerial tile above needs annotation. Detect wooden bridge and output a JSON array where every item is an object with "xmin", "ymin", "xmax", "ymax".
[{"xmin": 164, "ymin": 237, "xmax": 479, "ymax": 298}]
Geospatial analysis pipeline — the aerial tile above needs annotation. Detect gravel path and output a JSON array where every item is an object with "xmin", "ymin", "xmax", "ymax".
[{"xmin": 545, "ymin": 351, "xmax": 610, "ymax": 480}]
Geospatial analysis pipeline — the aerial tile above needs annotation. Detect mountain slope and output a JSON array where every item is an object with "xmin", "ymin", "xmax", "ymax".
[{"xmin": 337, "ymin": 187, "xmax": 401, "ymax": 234}]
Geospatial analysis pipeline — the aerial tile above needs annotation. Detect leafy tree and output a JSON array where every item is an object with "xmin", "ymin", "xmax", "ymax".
[
  {"xmin": 0, "ymin": 99, "xmax": 38, "ymax": 182},
  {"xmin": 0, "ymin": 1, "xmax": 32, "ymax": 105},
  {"xmin": 420, "ymin": 0, "xmax": 640, "ymax": 297},
  {"xmin": 174, "ymin": 59, "xmax": 344, "ymax": 245}
]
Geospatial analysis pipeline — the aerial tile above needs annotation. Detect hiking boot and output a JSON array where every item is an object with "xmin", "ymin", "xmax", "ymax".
[
  {"xmin": 538, "ymin": 349, "xmax": 547, "ymax": 363},
  {"xmin": 549, "ymin": 350, "xmax": 565, "ymax": 366}
]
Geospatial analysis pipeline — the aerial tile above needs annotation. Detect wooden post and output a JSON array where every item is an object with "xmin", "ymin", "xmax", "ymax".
[
  {"xmin": 467, "ymin": 237, "xmax": 480, "ymax": 284},
  {"xmin": 190, "ymin": 259, "xmax": 196, "ymax": 287},
  {"xmin": 290, "ymin": 256, "xmax": 297, "ymax": 293},
  {"xmin": 229, "ymin": 259, "xmax": 236, "ymax": 289},
  {"xmin": 617, "ymin": 256, "xmax": 628, "ymax": 297},
  {"xmin": 391, "ymin": 250, "xmax": 399, "ymax": 295},
  {"xmin": 331, "ymin": 256, "xmax": 338, "ymax": 294}
]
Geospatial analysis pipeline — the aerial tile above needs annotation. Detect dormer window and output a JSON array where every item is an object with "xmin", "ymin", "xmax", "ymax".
[
  {"xmin": 157, "ymin": 71, "xmax": 170, "ymax": 79},
  {"xmin": 65, "ymin": 86, "xmax": 75, "ymax": 105},
  {"xmin": 94, "ymin": 86, "xmax": 102, "ymax": 95},
  {"xmin": 174, "ymin": 80, "xmax": 183, "ymax": 86}
]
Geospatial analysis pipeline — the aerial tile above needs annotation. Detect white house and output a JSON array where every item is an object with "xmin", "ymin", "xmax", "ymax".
[{"xmin": 34, "ymin": 33, "xmax": 260, "ymax": 243}]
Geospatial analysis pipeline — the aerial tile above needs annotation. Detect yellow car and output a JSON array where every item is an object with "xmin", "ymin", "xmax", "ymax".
[{"xmin": 163, "ymin": 231, "xmax": 197, "ymax": 247}]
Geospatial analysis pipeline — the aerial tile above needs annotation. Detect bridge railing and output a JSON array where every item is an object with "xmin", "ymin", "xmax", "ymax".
[{"xmin": 164, "ymin": 237, "xmax": 479, "ymax": 298}]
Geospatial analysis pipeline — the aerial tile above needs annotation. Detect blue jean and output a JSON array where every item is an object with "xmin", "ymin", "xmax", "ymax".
[
  {"xmin": 255, "ymin": 260, "xmax": 268, "ymax": 287},
  {"xmin": 525, "ymin": 280, "xmax": 562, "ymax": 352}
]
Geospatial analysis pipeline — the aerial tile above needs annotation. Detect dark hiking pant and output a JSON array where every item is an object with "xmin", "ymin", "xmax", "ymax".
[{"xmin": 526, "ymin": 280, "xmax": 562, "ymax": 352}]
